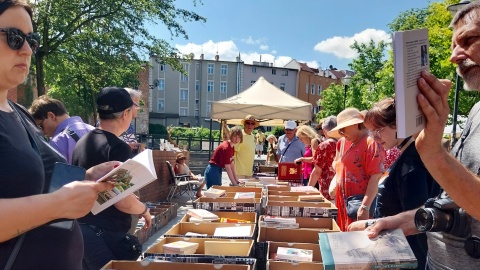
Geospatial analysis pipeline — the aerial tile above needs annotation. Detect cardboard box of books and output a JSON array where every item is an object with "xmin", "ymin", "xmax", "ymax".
[
  {"xmin": 164, "ymin": 222, "xmax": 256, "ymax": 239},
  {"xmin": 211, "ymin": 185, "xmax": 263, "ymax": 194},
  {"xmin": 266, "ymin": 195, "xmax": 300, "ymax": 202},
  {"xmin": 223, "ymin": 192, "xmax": 263, "ymax": 199},
  {"xmin": 319, "ymin": 228, "xmax": 417, "ymax": 270},
  {"xmin": 144, "ymin": 237, "xmax": 254, "ymax": 257},
  {"xmin": 101, "ymin": 261, "xmax": 252, "ymax": 270},
  {"xmin": 268, "ymin": 242, "xmax": 322, "ymax": 265},
  {"xmin": 259, "ymin": 216, "xmax": 340, "ymax": 231},
  {"xmin": 265, "ymin": 201, "xmax": 337, "ymax": 218},
  {"xmin": 193, "ymin": 197, "xmax": 261, "ymax": 212},
  {"xmin": 257, "ymin": 224, "xmax": 338, "ymax": 244},
  {"xmin": 265, "ymin": 185, "xmax": 291, "ymax": 192},
  {"xmin": 146, "ymin": 202, "xmax": 178, "ymax": 223},
  {"xmin": 180, "ymin": 212, "xmax": 257, "ymax": 224},
  {"xmin": 267, "ymin": 261, "xmax": 322, "ymax": 270}
]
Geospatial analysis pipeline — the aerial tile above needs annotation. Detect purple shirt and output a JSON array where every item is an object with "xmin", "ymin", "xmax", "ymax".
[{"xmin": 50, "ymin": 116, "xmax": 94, "ymax": 164}]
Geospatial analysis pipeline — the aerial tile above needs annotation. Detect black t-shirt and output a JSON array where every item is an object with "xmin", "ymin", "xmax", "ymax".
[
  {"xmin": 376, "ymin": 143, "xmax": 440, "ymax": 270},
  {"xmin": 73, "ymin": 128, "xmax": 133, "ymax": 232},
  {"xmin": 0, "ymin": 105, "xmax": 83, "ymax": 269}
]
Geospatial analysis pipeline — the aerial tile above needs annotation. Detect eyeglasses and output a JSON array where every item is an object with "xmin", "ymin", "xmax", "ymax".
[
  {"xmin": 0, "ymin": 28, "xmax": 40, "ymax": 52},
  {"xmin": 371, "ymin": 127, "xmax": 385, "ymax": 138},
  {"xmin": 338, "ymin": 128, "xmax": 345, "ymax": 136},
  {"xmin": 244, "ymin": 122, "xmax": 256, "ymax": 126},
  {"xmin": 37, "ymin": 118, "xmax": 45, "ymax": 130},
  {"xmin": 133, "ymin": 101, "xmax": 140, "ymax": 107}
]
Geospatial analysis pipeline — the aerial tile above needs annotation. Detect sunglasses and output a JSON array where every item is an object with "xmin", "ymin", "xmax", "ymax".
[
  {"xmin": 244, "ymin": 121, "xmax": 256, "ymax": 126},
  {"xmin": 0, "ymin": 28, "xmax": 40, "ymax": 52}
]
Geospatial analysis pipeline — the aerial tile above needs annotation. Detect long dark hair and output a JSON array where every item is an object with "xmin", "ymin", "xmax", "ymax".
[
  {"xmin": 364, "ymin": 97, "xmax": 396, "ymax": 128},
  {"xmin": 0, "ymin": 0, "xmax": 33, "ymax": 18}
]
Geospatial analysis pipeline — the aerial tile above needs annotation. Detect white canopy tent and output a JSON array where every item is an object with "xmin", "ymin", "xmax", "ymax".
[{"xmin": 210, "ymin": 76, "xmax": 313, "ymax": 121}]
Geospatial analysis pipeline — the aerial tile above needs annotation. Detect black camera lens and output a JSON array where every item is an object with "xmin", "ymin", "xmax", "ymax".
[{"xmin": 415, "ymin": 208, "xmax": 453, "ymax": 232}]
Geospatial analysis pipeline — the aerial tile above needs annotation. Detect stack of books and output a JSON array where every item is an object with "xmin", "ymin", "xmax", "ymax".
[
  {"xmin": 162, "ymin": 241, "xmax": 199, "ymax": 254},
  {"xmin": 260, "ymin": 216, "xmax": 299, "ymax": 229},
  {"xmin": 203, "ymin": 187, "xmax": 226, "ymax": 198},
  {"xmin": 234, "ymin": 192, "xmax": 256, "ymax": 199},
  {"xmin": 187, "ymin": 209, "xmax": 220, "ymax": 221},
  {"xmin": 276, "ymin": 247, "xmax": 313, "ymax": 262}
]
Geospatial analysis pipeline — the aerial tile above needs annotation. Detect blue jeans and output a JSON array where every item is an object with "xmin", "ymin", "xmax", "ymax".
[
  {"xmin": 204, "ymin": 164, "xmax": 222, "ymax": 188},
  {"xmin": 80, "ymin": 224, "xmax": 116, "ymax": 270}
]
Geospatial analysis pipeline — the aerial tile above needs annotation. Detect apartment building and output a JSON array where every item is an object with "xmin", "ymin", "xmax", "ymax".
[{"xmin": 243, "ymin": 62, "xmax": 298, "ymax": 97}]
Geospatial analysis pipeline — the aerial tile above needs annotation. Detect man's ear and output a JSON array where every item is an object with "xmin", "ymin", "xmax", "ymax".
[{"xmin": 47, "ymin": 111, "xmax": 56, "ymax": 120}]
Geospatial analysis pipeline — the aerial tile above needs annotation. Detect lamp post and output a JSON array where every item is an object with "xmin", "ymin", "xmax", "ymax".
[
  {"xmin": 341, "ymin": 75, "xmax": 352, "ymax": 109},
  {"xmin": 447, "ymin": 0, "xmax": 470, "ymax": 145}
]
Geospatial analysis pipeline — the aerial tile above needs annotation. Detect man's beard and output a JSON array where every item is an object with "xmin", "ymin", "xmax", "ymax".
[{"xmin": 458, "ymin": 59, "xmax": 480, "ymax": 91}]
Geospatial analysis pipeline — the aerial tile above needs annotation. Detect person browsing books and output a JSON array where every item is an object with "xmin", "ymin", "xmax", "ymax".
[
  {"xmin": 175, "ymin": 153, "xmax": 205, "ymax": 198},
  {"xmin": 347, "ymin": 98, "xmax": 440, "ymax": 270},
  {"xmin": 327, "ymin": 108, "xmax": 384, "ymax": 231},
  {"xmin": 204, "ymin": 126, "xmax": 243, "ymax": 188},
  {"xmin": 266, "ymin": 134, "xmax": 277, "ymax": 165},
  {"xmin": 234, "ymin": 115, "xmax": 258, "ymax": 178},
  {"xmin": 0, "ymin": 1, "xmax": 116, "ymax": 269},
  {"xmin": 276, "ymin": 120, "xmax": 305, "ymax": 163},
  {"xmin": 362, "ymin": 3, "xmax": 480, "ymax": 269},
  {"xmin": 72, "ymin": 87, "xmax": 152, "ymax": 269},
  {"xmin": 29, "ymin": 95, "xmax": 94, "ymax": 164},
  {"xmin": 293, "ymin": 125, "xmax": 319, "ymax": 186}
]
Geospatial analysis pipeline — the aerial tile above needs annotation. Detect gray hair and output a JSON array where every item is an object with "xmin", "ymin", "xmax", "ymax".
[
  {"xmin": 124, "ymin": 88, "xmax": 142, "ymax": 99},
  {"xmin": 322, "ymin": 116, "xmax": 337, "ymax": 132}
]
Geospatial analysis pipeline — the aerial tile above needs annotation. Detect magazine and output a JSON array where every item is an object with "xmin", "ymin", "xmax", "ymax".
[
  {"xmin": 319, "ymin": 228, "xmax": 417, "ymax": 270},
  {"xmin": 91, "ymin": 149, "xmax": 157, "ymax": 215},
  {"xmin": 393, "ymin": 28, "xmax": 429, "ymax": 138}
]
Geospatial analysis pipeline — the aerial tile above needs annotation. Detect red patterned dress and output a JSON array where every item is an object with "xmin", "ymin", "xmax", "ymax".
[{"xmin": 313, "ymin": 138, "xmax": 337, "ymax": 200}]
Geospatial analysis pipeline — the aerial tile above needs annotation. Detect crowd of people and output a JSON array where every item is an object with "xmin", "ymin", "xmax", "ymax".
[{"xmin": 4, "ymin": 0, "xmax": 480, "ymax": 269}]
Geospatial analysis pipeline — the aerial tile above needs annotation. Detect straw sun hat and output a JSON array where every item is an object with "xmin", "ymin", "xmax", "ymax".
[
  {"xmin": 327, "ymin": 108, "xmax": 365, "ymax": 139},
  {"xmin": 241, "ymin": 115, "xmax": 260, "ymax": 128}
]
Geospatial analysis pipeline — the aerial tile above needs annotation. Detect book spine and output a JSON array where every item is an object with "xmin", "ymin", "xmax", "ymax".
[{"xmin": 319, "ymin": 233, "xmax": 335, "ymax": 270}]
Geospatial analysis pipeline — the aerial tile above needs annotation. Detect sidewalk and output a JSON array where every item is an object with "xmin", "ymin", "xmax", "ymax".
[{"xmin": 142, "ymin": 171, "xmax": 233, "ymax": 250}]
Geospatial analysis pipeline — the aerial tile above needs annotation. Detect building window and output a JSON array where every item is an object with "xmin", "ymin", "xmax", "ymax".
[
  {"xmin": 208, "ymin": 63, "xmax": 214, "ymax": 74},
  {"xmin": 251, "ymin": 80, "xmax": 256, "ymax": 86},
  {"xmin": 180, "ymin": 89, "xmax": 188, "ymax": 101},
  {"xmin": 220, "ymin": 82, "xmax": 227, "ymax": 93},
  {"xmin": 318, "ymin": 85, "xmax": 322, "ymax": 95},
  {"xmin": 207, "ymin": 81, "xmax": 214, "ymax": 92},
  {"xmin": 272, "ymin": 69, "xmax": 276, "ymax": 75},
  {"xmin": 252, "ymin": 67, "xmax": 256, "ymax": 73},
  {"xmin": 157, "ymin": 99, "xmax": 165, "ymax": 112},
  {"xmin": 158, "ymin": 79, "xmax": 165, "ymax": 91},
  {"xmin": 305, "ymin": 83, "xmax": 308, "ymax": 94},
  {"xmin": 180, "ymin": 63, "xmax": 188, "ymax": 81},
  {"xmin": 282, "ymin": 70, "xmax": 288, "ymax": 76},
  {"xmin": 207, "ymin": 101, "xmax": 212, "ymax": 116},
  {"xmin": 311, "ymin": 84, "xmax": 315, "ymax": 94},
  {"xmin": 194, "ymin": 110, "xmax": 199, "ymax": 117},
  {"xmin": 280, "ymin": 83, "xmax": 285, "ymax": 91},
  {"xmin": 160, "ymin": 64, "xmax": 165, "ymax": 71},
  {"xmin": 196, "ymin": 80, "xmax": 200, "ymax": 91},
  {"xmin": 179, "ymin": 108, "xmax": 188, "ymax": 116},
  {"xmin": 221, "ymin": 64, "xmax": 227, "ymax": 75}
]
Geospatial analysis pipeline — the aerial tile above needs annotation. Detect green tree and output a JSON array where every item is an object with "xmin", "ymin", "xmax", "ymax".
[
  {"xmin": 318, "ymin": 83, "xmax": 345, "ymax": 119},
  {"xmin": 31, "ymin": 0, "xmax": 206, "ymax": 104}
]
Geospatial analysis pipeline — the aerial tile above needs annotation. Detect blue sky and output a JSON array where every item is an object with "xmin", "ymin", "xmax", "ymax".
[{"xmin": 149, "ymin": 0, "xmax": 440, "ymax": 71}]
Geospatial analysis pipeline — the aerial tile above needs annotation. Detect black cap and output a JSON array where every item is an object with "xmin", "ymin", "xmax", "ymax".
[{"xmin": 96, "ymin": 87, "xmax": 133, "ymax": 114}]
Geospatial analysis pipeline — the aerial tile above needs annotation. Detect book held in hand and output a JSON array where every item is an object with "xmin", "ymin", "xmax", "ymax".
[
  {"xmin": 319, "ymin": 228, "xmax": 417, "ymax": 270},
  {"xmin": 393, "ymin": 28, "xmax": 429, "ymax": 138},
  {"xmin": 276, "ymin": 247, "xmax": 313, "ymax": 262},
  {"xmin": 91, "ymin": 149, "xmax": 157, "ymax": 215}
]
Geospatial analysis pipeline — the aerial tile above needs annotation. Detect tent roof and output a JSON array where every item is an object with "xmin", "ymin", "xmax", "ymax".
[{"xmin": 211, "ymin": 76, "xmax": 312, "ymax": 120}]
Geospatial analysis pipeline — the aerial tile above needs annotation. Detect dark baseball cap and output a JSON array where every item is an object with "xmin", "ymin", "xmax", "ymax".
[{"xmin": 96, "ymin": 87, "xmax": 134, "ymax": 114}]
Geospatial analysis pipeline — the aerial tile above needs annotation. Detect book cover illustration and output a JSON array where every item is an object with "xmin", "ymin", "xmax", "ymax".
[
  {"xmin": 393, "ymin": 28, "xmax": 429, "ymax": 138},
  {"xmin": 276, "ymin": 247, "xmax": 313, "ymax": 262},
  {"xmin": 319, "ymin": 228, "xmax": 417, "ymax": 270},
  {"xmin": 91, "ymin": 149, "xmax": 157, "ymax": 215}
]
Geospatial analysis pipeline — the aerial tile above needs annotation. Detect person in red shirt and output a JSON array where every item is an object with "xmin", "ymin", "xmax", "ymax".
[{"xmin": 204, "ymin": 126, "xmax": 243, "ymax": 188}]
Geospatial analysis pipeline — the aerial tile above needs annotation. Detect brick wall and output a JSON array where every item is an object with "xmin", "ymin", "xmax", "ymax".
[{"xmin": 138, "ymin": 150, "xmax": 190, "ymax": 202}]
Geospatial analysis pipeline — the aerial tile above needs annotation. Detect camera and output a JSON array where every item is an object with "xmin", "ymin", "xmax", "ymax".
[{"xmin": 414, "ymin": 197, "xmax": 470, "ymax": 238}]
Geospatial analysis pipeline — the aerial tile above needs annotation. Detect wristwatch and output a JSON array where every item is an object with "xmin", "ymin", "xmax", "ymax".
[{"xmin": 360, "ymin": 204, "xmax": 370, "ymax": 211}]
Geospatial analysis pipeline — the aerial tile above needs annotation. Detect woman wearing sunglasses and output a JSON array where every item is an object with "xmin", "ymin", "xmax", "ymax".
[
  {"xmin": 347, "ymin": 98, "xmax": 440, "ymax": 270},
  {"xmin": 327, "ymin": 107, "xmax": 384, "ymax": 231},
  {"xmin": 0, "ymin": 1, "xmax": 114, "ymax": 269}
]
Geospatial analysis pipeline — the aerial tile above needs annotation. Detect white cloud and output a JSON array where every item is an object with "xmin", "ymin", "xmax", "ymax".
[
  {"xmin": 241, "ymin": 36, "xmax": 265, "ymax": 45},
  {"xmin": 313, "ymin": 28, "xmax": 391, "ymax": 59},
  {"xmin": 260, "ymin": 44, "xmax": 269, "ymax": 50}
]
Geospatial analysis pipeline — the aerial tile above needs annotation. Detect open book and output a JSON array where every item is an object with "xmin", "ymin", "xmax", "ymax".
[
  {"xmin": 393, "ymin": 28, "xmax": 429, "ymax": 138},
  {"xmin": 319, "ymin": 228, "xmax": 417, "ymax": 270},
  {"xmin": 91, "ymin": 149, "xmax": 157, "ymax": 215}
]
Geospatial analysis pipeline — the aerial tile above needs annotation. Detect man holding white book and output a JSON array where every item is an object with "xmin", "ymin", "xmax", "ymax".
[{"xmin": 364, "ymin": 3, "xmax": 480, "ymax": 269}]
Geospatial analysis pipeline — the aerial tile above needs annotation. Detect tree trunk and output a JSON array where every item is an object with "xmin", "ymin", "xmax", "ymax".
[{"xmin": 35, "ymin": 53, "xmax": 45, "ymax": 96}]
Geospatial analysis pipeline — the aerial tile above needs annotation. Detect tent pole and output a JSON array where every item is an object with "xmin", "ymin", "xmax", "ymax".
[{"xmin": 209, "ymin": 118, "xmax": 213, "ymax": 159}]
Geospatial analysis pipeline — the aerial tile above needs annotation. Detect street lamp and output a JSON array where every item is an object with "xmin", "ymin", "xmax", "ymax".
[
  {"xmin": 447, "ymin": 0, "xmax": 470, "ymax": 144},
  {"xmin": 341, "ymin": 75, "xmax": 352, "ymax": 109}
]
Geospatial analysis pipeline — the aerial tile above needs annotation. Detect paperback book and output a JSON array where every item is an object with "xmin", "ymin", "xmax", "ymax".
[
  {"xmin": 319, "ymin": 228, "xmax": 417, "ymax": 270},
  {"xmin": 187, "ymin": 209, "xmax": 220, "ymax": 221},
  {"xmin": 162, "ymin": 241, "xmax": 199, "ymax": 254},
  {"xmin": 204, "ymin": 187, "xmax": 226, "ymax": 198},
  {"xmin": 92, "ymin": 149, "xmax": 157, "ymax": 215},
  {"xmin": 393, "ymin": 28, "xmax": 429, "ymax": 138},
  {"xmin": 276, "ymin": 247, "xmax": 313, "ymax": 262},
  {"xmin": 234, "ymin": 192, "xmax": 256, "ymax": 199}
]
